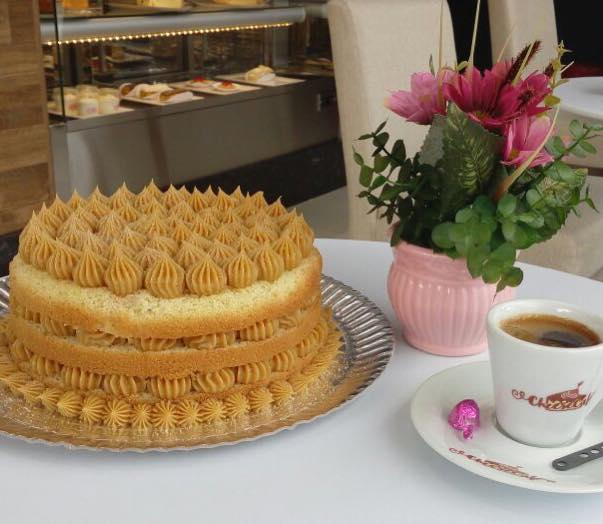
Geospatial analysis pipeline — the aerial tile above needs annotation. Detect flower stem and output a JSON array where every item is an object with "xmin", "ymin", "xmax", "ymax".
[{"xmin": 467, "ymin": 0, "xmax": 481, "ymax": 75}]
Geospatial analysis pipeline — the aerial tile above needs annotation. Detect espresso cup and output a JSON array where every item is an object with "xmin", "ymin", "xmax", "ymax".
[{"xmin": 487, "ymin": 299, "xmax": 603, "ymax": 447}]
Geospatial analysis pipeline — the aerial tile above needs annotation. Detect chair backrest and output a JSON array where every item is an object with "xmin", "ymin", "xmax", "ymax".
[
  {"xmin": 488, "ymin": 0, "xmax": 558, "ymax": 72},
  {"xmin": 327, "ymin": 0, "xmax": 456, "ymax": 240}
]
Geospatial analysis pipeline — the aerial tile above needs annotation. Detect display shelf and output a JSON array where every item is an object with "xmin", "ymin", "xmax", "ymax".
[{"xmin": 40, "ymin": 6, "xmax": 306, "ymax": 44}]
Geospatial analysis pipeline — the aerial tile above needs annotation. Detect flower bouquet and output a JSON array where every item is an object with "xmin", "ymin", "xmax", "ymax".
[{"xmin": 357, "ymin": 36, "xmax": 601, "ymax": 355}]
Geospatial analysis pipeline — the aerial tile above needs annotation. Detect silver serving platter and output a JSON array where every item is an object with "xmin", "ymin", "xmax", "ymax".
[{"xmin": 0, "ymin": 275, "xmax": 393, "ymax": 452}]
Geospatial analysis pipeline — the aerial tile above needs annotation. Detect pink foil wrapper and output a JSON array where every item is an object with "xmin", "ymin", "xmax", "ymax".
[{"xmin": 448, "ymin": 399, "xmax": 480, "ymax": 439}]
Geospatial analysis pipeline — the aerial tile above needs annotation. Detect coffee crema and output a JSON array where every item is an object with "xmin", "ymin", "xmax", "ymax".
[{"xmin": 500, "ymin": 314, "xmax": 601, "ymax": 348}]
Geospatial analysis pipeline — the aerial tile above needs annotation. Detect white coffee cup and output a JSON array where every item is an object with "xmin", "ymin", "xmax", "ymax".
[{"xmin": 487, "ymin": 299, "xmax": 603, "ymax": 447}]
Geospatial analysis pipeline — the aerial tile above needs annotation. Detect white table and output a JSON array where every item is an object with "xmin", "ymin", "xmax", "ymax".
[
  {"xmin": 2, "ymin": 239, "xmax": 603, "ymax": 523},
  {"xmin": 557, "ymin": 77, "xmax": 603, "ymax": 121}
]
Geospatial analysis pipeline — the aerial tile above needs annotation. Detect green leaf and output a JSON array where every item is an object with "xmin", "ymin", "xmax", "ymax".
[
  {"xmin": 380, "ymin": 184, "xmax": 400, "ymax": 201},
  {"xmin": 501, "ymin": 220, "xmax": 518, "ymax": 242},
  {"xmin": 431, "ymin": 223, "xmax": 455, "ymax": 249},
  {"xmin": 497, "ymin": 193, "xmax": 517, "ymax": 217},
  {"xmin": 429, "ymin": 54, "xmax": 435, "ymax": 75},
  {"xmin": 359, "ymin": 165, "xmax": 373, "ymax": 188},
  {"xmin": 571, "ymin": 144, "xmax": 588, "ymax": 158},
  {"xmin": 467, "ymin": 245, "xmax": 489, "ymax": 278},
  {"xmin": 483, "ymin": 259, "xmax": 503, "ymax": 283},
  {"xmin": 391, "ymin": 139, "xmax": 406, "ymax": 161},
  {"xmin": 370, "ymin": 175, "xmax": 387, "ymax": 190},
  {"xmin": 358, "ymin": 133, "xmax": 372, "ymax": 140},
  {"xmin": 473, "ymin": 195, "xmax": 496, "ymax": 217},
  {"xmin": 353, "ymin": 149, "xmax": 364, "ymax": 166},
  {"xmin": 569, "ymin": 120, "xmax": 584, "ymax": 138},
  {"xmin": 455, "ymin": 208, "xmax": 475, "ymax": 223},
  {"xmin": 373, "ymin": 155, "xmax": 389, "ymax": 173},
  {"xmin": 470, "ymin": 222, "xmax": 492, "ymax": 245},
  {"xmin": 375, "ymin": 121, "xmax": 387, "ymax": 135},
  {"xmin": 419, "ymin": 114, "xmax": 446, "ymax": 165},
  {"xmin": 449, "ymin": 223, "xmax": 467, "ymax": 243},
  {"xmin": 373, "ymin": 132, "xmax": 389, "ymax": 149},
  {"xmin": 497, "ymin": 267, "xmax": 524, "ymax": 291},
  {"xmin": 490, "ymin": 242, "xmax": 516, "ymax": 268},
  {"xmin": 516, "ymin": 212, "xmax": 545, "ymax": 228},
  {"xmin": 544, "ymin": 95, "xmax": 561, "ymax": 106},
  {"xmin": 553, "ymin": 162, "xmax": 582, "ymax": 187},
  {"xmin": 439, "ymin": 104, "xmax": 504, "ymax": 215},
  {"xmin": 579, "ymin": 140, "xmax": 597, "ymax": 154}
]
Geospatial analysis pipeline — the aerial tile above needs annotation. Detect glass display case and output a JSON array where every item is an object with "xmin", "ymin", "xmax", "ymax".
[{"xmin": 40, "ymin": 0, "xmax": 337, "ymax": 198}]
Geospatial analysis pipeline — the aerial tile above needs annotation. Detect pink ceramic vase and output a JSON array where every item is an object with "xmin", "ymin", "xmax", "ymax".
[{"xmin": 387, "ymin": 241, "xmax": 516, "ymax": 356}]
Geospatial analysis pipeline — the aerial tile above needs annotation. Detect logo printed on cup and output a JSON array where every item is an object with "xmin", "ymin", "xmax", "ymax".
[{"xmin": 511, "ymin": 382, "xmax": 594, "ymax": 411}]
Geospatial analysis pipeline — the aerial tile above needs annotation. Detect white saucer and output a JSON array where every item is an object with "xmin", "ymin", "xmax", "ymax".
[
  {"xmin": 557, "ymin": 77, "xmax": 603, "ymax": 121},
  {"xmin": 411, "ymin": 361, "xmax": 603, "ymax": 493}
]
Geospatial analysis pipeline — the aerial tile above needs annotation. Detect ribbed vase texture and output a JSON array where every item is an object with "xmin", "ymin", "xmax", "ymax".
[{"xmin": 387, "ymin": 242, "xmax": 516, "ymax": 356}]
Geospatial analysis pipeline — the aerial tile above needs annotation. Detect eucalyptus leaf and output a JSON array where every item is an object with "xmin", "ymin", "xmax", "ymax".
[
  {"xmin": 569, "ymin": 120, "xmax": 584, "ymax": 138},
  {"xmin": 431, "ymin": 223, "xmax": 455, "ymax": 249},
  {"xmin": 374, "ymin": 155, "xmax": 389, "ymax": 173},
  {"xmin": 359, "ymin": 165, "xmax": 373, "ymax": 188}
]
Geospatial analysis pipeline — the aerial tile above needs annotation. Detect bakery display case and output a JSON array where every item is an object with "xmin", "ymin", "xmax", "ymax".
[{"xmin": 40, "ymin": 1, "xmax": 337, "ymax": 199}]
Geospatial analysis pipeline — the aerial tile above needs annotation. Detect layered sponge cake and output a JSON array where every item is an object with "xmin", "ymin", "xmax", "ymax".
[{"xmin": 0, "ymin": 183, "xmax": 341, "ymax": 429}]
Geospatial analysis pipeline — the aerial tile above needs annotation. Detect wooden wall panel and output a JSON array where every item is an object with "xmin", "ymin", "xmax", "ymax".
[{"xmin": 0, "ymin": 0, "xmax": 54, "ymax": 236}]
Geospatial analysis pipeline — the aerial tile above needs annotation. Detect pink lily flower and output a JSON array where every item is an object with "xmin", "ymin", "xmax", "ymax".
[
  {"xmin": 386, "ymin": 70, "xmax": 453, "ymax": 125},
  {"xmin": 516, "ymin": 72, "xmax": 552, "ymax": 117},
  {"xmin": 443, "ymin": 66, "xmax": 523, "ymax": 131},
  {"xmin": 502, "ymin": 114, "xmax": 554, "ymax": 169}
]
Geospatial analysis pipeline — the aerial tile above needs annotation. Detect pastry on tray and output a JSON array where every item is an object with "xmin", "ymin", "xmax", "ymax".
[
  {"xmin": 119, "ymin": 83, "xmax": 194, "ymax": 104},
  {"xmin": 1, "ymin": 183, "xmax": 342, "ymax": 430},
  {"xmin": 245, "ymin": 64, "xmax": 276, "ymax": 83},
  {"xmin": 212, "ymin": 81, "xmax": 239, "ymax": 92},
  {"xmin": 187, "ymin": 76, "xmax": 214, "ymax": 88}
]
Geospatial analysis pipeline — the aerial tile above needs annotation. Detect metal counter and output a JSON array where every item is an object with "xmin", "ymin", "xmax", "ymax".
[{"xmin": 50, "ymin": 77, "xmax": 338, "ymax": 199}]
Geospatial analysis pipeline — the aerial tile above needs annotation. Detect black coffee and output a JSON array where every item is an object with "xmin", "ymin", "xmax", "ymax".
[{"xmin": 501, "ymin": 314, "xmax": 601, "ymax": 348}]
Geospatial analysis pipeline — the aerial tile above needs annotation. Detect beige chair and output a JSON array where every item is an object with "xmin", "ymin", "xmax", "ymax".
[
  {"xmin": 488, "ymin": 0, "xmax": 603, "ymax": 278},
  {"xmin": 327, "ymin": 0, "xmax": 456, "ymax": 240}
]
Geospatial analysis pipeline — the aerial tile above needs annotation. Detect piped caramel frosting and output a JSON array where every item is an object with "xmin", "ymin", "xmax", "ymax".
[
  {"xmin": 273, "ymin": 236, "xmax": 302, "ymax": 270},
  {"xmin": 175, "ymin": 241, "xmax": 205, "ymax": 270},
  {"xmin": 134, "ymin": 248, "xmax": 164, "ymax": 270},
  {"xmin": 144, "ymin": 255, "xmax": 185, "ymax": 298},
  {"xmin": 48, "ymin": 197, "xmax": 72, "ymax": 222},
  {"xmin": 73, "ymin": 246, "xmax": 107, "ymax": 288},
  {"xmin": 45, "ymin": 241, "xmax": 80, "ymax": 280},
  {"xmin": 120, "ymin": 227, "xmax": 146, "ymax": 252},
  {"xmin": 225, "ymin": 249, "xmax": 258, "ymax": 288},
  {"xmin": 254, "ymin": 243, "xmax": 285, "ymax": 282},
  {"xmin": 15, "ymin": 183, "xmax": 316, "ymax": 298},
  {"xmin": 30, "ymin": 234, "xmax": 55, "ymax": 271},
  {"xmin": 185, "ymin": 255, "xmax": 226, "ymax": 296},
  {"xmin": 162, "ymin": 185, "xmax": 184, "ymax": 209},
  {"xmin": 104, "ymin": 246, "xmax": 143, "ymax": 296}
]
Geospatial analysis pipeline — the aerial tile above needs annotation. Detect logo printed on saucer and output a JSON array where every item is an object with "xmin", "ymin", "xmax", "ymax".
[
  {"xmin": 449, "ymin": 448, "xmax": 556, "ymax": 483},
  {"xmin": 512, "ymin": 382, "xmax": 593, "ymax": 411}
]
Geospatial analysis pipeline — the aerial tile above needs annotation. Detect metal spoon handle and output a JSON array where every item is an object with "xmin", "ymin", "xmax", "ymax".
[{"xmin": 552, "ymin": 442, "xmax": 603, "ymax": 471}]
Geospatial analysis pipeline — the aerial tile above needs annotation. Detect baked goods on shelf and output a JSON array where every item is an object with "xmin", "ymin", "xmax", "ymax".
[
  {"xmin": 51, "ymin": 85, "xmax": 121, "ymax": 117},
  {"xmin": 1, "ymin": 183, "xmax": 341, "ymax": 430},
  {"xmin": 245, "ymin": 65, "xmax": 276, "ymax": 83},
  {"xmin": 213, "ymin": 0, "xmax": 265, "ymax": 5},
  {"xmin": 212, "ymin": 81, "xmax": 239, "ymax": 92},
  {"xmin": 137, "ymin": 0, "xmax": 184, "ymax": 7},
  {"xmin": 119, "ymin": 83, "xmax": 195, "ymax": 104}
]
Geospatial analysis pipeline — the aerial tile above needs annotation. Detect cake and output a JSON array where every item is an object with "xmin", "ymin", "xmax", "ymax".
[
  {"xmin": 245, "ymin": 65, "xmax": 276, "ymax": 83},
  {"xmin": 0, "ymin": 183, "xmax": 341, "ymax": 430}
]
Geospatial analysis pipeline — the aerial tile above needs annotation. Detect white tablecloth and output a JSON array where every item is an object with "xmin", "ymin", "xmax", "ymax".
[{"xmin": 2, "ymin": 239, "xmax": 603, "ymax": 523}]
